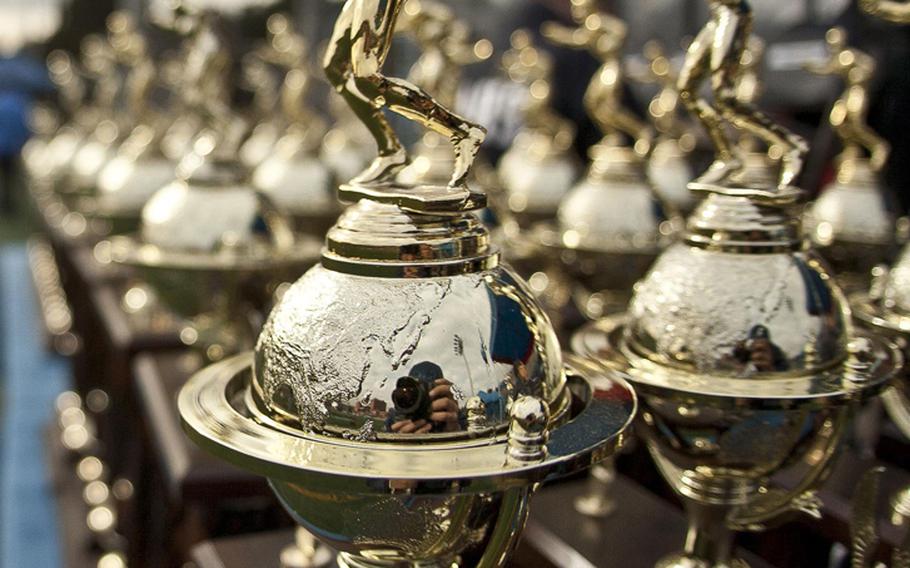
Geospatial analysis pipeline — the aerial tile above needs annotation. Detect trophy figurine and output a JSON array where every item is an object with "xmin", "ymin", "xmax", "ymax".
[
  {"xmin": 803, "ymin": 27, "xmax": 899, "ymax": 293},
  {"xmin": 497, "ymin": 29, "xmax": 579, "ymax": 226},
  {"xmin": 679, "ymin": 0, "xmax": 807, "ymax": 192},
  {"xmin": 532, "ymin": 0, "xmax": 673, "ymax": 326},
  {"xmin": 323, "ymin": 0, "xmax": 486, "ymax": 211},
  {"xmin": 573, "ymin": 6, "xmax": 902, "ymax": 567},
  {"xmin": 178, "ymin": 3, "xmax": 636, "ymax": 567}
]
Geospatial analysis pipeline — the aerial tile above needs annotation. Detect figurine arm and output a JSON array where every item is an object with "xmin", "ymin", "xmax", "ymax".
[
  {"xmin": 860, "ymin": 0, "xmax": 910, "ymax": 23},
  {"xmin": 541, "ymin": 22, "xmax": 591, "ymax": 50}
]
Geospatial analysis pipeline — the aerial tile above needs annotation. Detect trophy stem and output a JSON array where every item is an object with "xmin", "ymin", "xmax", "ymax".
[
  {"xmin": 574, "ymin": 458, "xmax": 617, "ymax": 517},
  {"xmin": 891, "ymin": 484, "xmax": 910, "ymax": 526},
  {"xmin": 657, "ymin": 500, "xmax": 747, "ymax": 568}
]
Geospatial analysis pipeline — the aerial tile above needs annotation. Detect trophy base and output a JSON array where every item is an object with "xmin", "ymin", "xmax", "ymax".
[
  {"xmin": 655, "ymin": 552, "xmax": 749, "ymax": 568},
  {"xmin": 338, "ymin": 182, "xmax": 486, "ymax": 214},
  {"xmin": 337, "ymin": 553, "xmax": 455, "ymax": 568}
]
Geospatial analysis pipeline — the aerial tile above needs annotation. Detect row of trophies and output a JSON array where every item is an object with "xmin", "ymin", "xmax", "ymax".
[{"xmin": 21, "ymin": 0, "xmax": 910, "ymax": 566}]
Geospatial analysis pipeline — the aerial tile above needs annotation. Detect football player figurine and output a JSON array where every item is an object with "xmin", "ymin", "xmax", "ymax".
[
  {"xmin": 323, "ymin": 0, "xmax": 486, "ymax": 194},
  {"xmin": 678, "ymin": 0, "xmax": 807, "ymax": 190},
  {"xmin": 804, "ymin": 27, "xmax": 889, "ymax": 171}
]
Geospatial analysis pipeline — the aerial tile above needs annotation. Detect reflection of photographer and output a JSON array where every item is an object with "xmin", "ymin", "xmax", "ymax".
[
  {"xmin": 388, "ymin": 362, "xmax": 461, "ymax": 434},
  {"xmin": 733, "ymin": 325, "xmax": 788, "ymax": 372}
]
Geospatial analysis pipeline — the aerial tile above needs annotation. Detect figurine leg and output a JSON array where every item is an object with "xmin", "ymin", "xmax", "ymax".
[
  {"xmin": 715, "ymin": 88, "xmax": 807, "ymax": 188},
  {"xmin": 583, "ymin": 76, "xmax": 650, "ymax": 152},
  {"xmin": 338, "ymin": 75, "xmax": 409, "ymax": 185},
  {"xmin": 847, "ymin": 119, "xmax": 890, "ymax": 171},
  {"xmin": 370, "ymin": 75, "xmax": 486, "ymax": 188}
]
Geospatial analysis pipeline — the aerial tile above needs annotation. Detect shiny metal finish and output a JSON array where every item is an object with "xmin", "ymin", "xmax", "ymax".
[
  {"xmin": 572, "ymin": 11, "xmax": 900, "ymax": 561},
  {"xmin": 180, "ymin": 353, "xmax": 634, "ymax": 565},
  {"xmin": 323, "ymin": 0, "xmax": 486, "ymax": 196}
]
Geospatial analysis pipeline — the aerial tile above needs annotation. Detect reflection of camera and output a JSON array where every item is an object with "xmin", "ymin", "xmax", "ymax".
[{"xmin": 391, "ymin": 376, "xmax": 431, "ymax": 420}]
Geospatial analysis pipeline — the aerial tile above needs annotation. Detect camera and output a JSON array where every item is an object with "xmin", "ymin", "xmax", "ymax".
[{"xmin": 391, "ymin": 376, "xmax": 432, "ymax": 421}]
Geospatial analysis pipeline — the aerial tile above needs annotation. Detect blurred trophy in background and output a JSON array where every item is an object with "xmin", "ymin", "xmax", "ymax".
[
  {"xmin": 803, "ymin": 27, "xmax": 900, "ymax": 294},
  {"xmin": 179, "ymin": 2, "xmax": 636, "ymax": 567},
  {"xmin": 394, "ymin": 0, "xmax": 492, "ymax": 186},
  {"xmin": 86, "ymin": 12, "xmax": 179, "ymax": 233},
  {"xmin": 497, "ymin": 29, "xmax": 579, "ymax": 227},
  {"xmin": 631, "ymin": 40, "xmax": 697, "ymax": 215},
  {"xmin": 533, "ymin": 0, "xmax": 672, "ymax": 329},
  {"xmin": 107, "ymin": 4, "xmax": 316, "ymax": 361},
  {"xmin": 248, "ymin": 13, "xmax": 338, "ymax": 236},
  {"xmin": 574, "ymin": 2, "xmax": 902, "ymax": 566}
]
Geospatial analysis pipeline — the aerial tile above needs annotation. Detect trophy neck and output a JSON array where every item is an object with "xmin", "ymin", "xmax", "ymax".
[
  {"xmin": 685, "ymin": 192, "xmax": 802, "ymax": 253},
  {"xmin": 323, "ymin": 199, "xmax": 499, "ymax": 277}
]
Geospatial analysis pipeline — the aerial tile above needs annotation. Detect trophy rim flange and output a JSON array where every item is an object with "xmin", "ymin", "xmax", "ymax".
[
  {"xmin": 572, "ymin": 315, "xmax": 901, "ymax": 407},
  {"xmin": 177, "ymin": 352, "xmax": 636, "ymax": 493}
]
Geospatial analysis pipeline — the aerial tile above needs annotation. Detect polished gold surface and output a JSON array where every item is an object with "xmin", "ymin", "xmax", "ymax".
[
  {"xmin": 678, "ymin": 0, "xmax": 807, "ymax": 191},
  {"xmin": 323, "ymin": 0, "xmax": 486, "ymax": 202}
]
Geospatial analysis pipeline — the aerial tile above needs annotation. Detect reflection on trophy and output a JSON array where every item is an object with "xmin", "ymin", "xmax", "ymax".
[
  {"xmin": 533, "ymin": 0, "xmax": 672, "ymax": 325},
  {"xmin": 178, "ymin": 2, "xmax": 635, "ymax": 566},
  {"xmin": 573, "ymin": 3, "xmax": 902, "ymax": 566},
  {"xmin": 803, "ymin": 27, "xmax": 899, "ymax": 293},
  {"xmin": 631, "ymin": 40, "xmax": 697, "ymax": 215},
  {"xmin": 498, "ymin": 29, "xmax": 579, "ymax": 226},
  {"xmin": 106, "ymin": 6, "xmax": 317, "ymax": 360}
]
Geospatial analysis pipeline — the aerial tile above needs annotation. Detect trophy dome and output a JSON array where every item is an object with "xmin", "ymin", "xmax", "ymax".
[
  {"xmin": 627, "ymin": 241, "xmax": 850, "ymax": 375},
  {"xmin": 252, "ymin": 200, "xmax": 568, "ymax": 440},
  {"xmin": 625, "ymin": 192, "xmax": 850, "ymax": 376},
  {"xmin": 138, "ymin": 151, "xmax": 291, "ymax": 254}
]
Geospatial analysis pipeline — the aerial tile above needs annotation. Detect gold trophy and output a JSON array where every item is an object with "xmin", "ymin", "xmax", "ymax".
[
  {"xmin": 532, "ymin": 0, "xmax": 673, "ymax": 323},
  {"xmin": 497, "ymin": 29, "xmax": 579, "ymax": 226},
  {"xmin": 573, "ymin": 3, "xmax": 902, "ymax": 567},
  {"xmin": 178, "ymin": 3, "xmax": 636, "ymax": 566},
  {"xmin": 679, "ymin": 1, "xmax": 807, "ymax": 192},
  {"xmin": 107, "ymin": 6, "xmax": 317, "ymax": 360},
  {"xmin": 803, "ymin": 27, "xmax": 899, "ymax": 293},
  {"xmin": 849, "ymin": 0, "xmax": 910, "ymax": 529},
  {"xmin": 632, "ymin": 40, "xmax": 697, "ymax": 215},
  {"xmin": 248, "ymin": 14, "xmax": 337, "ymax": 236}
]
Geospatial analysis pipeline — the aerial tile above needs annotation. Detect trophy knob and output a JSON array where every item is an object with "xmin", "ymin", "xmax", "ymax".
[{"xmin": 507, "ymin": 395, "xmax": 550, "ymax": 465}]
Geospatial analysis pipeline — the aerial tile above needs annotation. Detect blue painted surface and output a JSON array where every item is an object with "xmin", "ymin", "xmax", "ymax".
[{"xmin": 1, "ymin": 244, "xmax": 67, "ymax": 567}]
